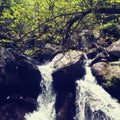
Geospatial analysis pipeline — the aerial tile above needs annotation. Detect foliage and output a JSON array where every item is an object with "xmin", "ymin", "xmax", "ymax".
[
  {"xmin": 110, "ymin": 61, "xmax": 120, "ymax": 66},
  {"xmin": 105, "ymin": 74, "xmax": 119, "ymax": 87},
  {"xmin": 101, "ymin": 22, "xmax": 120, "ymax": 38},
  {"xmin": 0, "ymin": 0, "xmax": 120, "ymax": 57}
]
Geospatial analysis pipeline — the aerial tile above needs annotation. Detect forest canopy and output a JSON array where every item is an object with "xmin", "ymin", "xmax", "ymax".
[{"xmin": 0, "ymin": 0, "xmax": 120, "ymax": 59}]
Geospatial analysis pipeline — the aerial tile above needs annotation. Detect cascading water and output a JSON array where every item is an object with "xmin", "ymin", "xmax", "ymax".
[
  {"xmin": 25, "ymin": 61, "xmax": 56, "ymax": 120},
  {"xmin": 75, "ymin": 54, "xmax": 120, "ymax": 120},
  {"xmin": 25, "ymin": 52, "xmax": 120, "ymax": 120}
]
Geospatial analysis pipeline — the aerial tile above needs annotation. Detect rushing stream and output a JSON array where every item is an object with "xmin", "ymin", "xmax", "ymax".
[
  {"xmin": 26, "ymin": 53, "xmax": 120, "ymax": 120},
  {"xmin": 75, "ymin": 54, "xmax": 120, "ymax": 120},
  {"xmin": 25, "ymin": 62, "xmax": 56, "ymax": 120}
]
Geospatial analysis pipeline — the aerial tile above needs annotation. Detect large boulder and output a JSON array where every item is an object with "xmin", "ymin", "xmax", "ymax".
[
  {"xmin": 86, "ymin": 48, "xmax": 99, "ymax": 59},
  {"xmin": 0, "ymin": 97, "xmax": 37, "ymax": 120},
  {"xmin": 56, "ymin": 93, "xmax": 75, "ymax": 120},
  {"xmin": 107, "ymin": 39, "xmax": 120, "ymax": 60},
  {"xmin": 91, "ymin": 62, "xmax": 109, "ymax": 84},
  {"xmin": 52, "ymin": 50, "xmax": 85, "ymax": 91},
  {"xmin": 17, "ymin": 60, "xmax": 41, "ymax": 98},
  {"xmin": 0, "ymin": 47, "xmax": 42, "ymax": 100},
  {"xmin": 51, "ymin": 50, "xmax": 85, "ymax": 120},
  {"xmin": 0, "ymin": 47, "xmax": 42, "ymax": 120},
  {"xmin": 0, "ymin": 103, "xmax": 26, "ymax": 120},
  {"xmin": 31, "ymin": 43, "xmax": 62, "ymax": 62},
  {"xmin": 0, "ymin": 47, "xmax": 41, "ymax": 98},
  {"xmin": 91, "ymin": 61, "xmax": 120, "ymax": 101}
]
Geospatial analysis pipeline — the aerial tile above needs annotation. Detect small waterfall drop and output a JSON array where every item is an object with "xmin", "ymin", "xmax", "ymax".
[
  {"xmin": 83, "ymin": 53, "xmax": 96, "ymax": 84},
  {"xmin": 75, "ymin": 54, "xmax": 120, "ymax": 120},
  {"xmin": 25, "ymin": 61, "xmax": 56, "ymax": 120},
  {"xmin": 25, "ymin": 52, "xmax": 120, "ymax": 120}
]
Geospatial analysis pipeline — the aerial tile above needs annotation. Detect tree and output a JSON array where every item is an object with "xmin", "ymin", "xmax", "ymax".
[{"xmin": 0, "ymin": 0, "xmax": 120, "ymax": 56}]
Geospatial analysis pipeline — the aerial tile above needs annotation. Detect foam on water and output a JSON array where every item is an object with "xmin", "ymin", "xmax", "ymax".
[
  {"xmin": 25, "ymin": 62, "xmax": 56, "ymax": 120},
  {"xmin": 75, "ymin": 56, "xmax": 120, "ymax": 120}
]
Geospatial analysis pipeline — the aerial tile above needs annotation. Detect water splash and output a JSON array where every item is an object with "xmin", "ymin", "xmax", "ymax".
[
  {"xmin": 75, "ymin": 57, "xmax": 120, "ymax": 120},
  {"xmin": 25, "ymin": 53, "xmax": 120, "ymax": 120},
  {"xmin": 25, "ymin": 62, "xmax": 56, "ymax": 120}
]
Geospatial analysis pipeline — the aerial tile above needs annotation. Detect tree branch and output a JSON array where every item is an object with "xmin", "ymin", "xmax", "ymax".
[
  {"xmin": 96, "ymin": 7, "xmax": 120, "ymax": 14},
  {"xmin": 63, "ymin": 7, "xmax": 120, "ymax": 47},
  {"xmin": 18, "ymin": 11, "xmax": 83, "ymax": 41},
  {"xmin": 63, "ymin": 9, "xmax": 92, "ymax": 46}
]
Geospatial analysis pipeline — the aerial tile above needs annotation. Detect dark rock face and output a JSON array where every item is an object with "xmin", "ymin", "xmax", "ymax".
[
  {"xmin": 85, "ymin": 103, "xmax": 111, "ymax": 120},
  {"xmin": 51, "ymin": 50, "xmax": 85, "ymax": 120},
  {"xmin": 90, "ymin": 40, "xmax": 120, "ymax": 101},
  {"xmin": 90, "ymin": 40, "xmax": 120, "ymax": 68},
  {"xmin": 89, "ymin": 49, "xmax": 110, "ymax": 66},
  {"xmin": 0, "ymin": 47, "xmax": 41, "ymax": 100},
  {"xmin": 0, "ymin": 47, "xmax": 42, "ymax": 120},
  {"xmin": 56, "ymin": 93, "xmax": 75, "ymax": 120},
  {"xmin": 0, "ymin": 97, "xmax": 37, "ymax": 120},
  {"xmin": 107, "ymin": 39, "xmax": 120, "ymax": 60},
  {"xmin": 33, "ymin": 44, "xmax": 61, "ymax": 62},
  {"xmin": 91, "ymin": 61, "xmax": 120, "ymax": 101},
  {"xmin": 52, "ymin": 63, "xmax": 85, "ymax": 92},
  {"xmin": 88, "ymin": 40, "xmax": 120, "ymax": 66},
  {"xmin": 0, "ymin": 103, "xmax": 26, "ymax": 120},
  {"xmin": 91, "ymin": 62, "xmax": 109, "ymax": 84},
  {"xmin": 18, "ymin": 60, "xmax": 41, "ymax": 99},
  {"xmin": 87, "ymin": 49, "xmax": 98, "ymax": 59},
  {"xmin": 52, "ymin": 51, "xmax": 85, "ymax": 92}
]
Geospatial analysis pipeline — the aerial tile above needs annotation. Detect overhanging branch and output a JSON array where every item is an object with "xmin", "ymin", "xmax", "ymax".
[
  {"xmin": 63, "ymin": 7, "xmax": 120, "ymax": 47},
  {"xmin": 96, "ymin": 7, "xmax": 120, "ymax": 14}
]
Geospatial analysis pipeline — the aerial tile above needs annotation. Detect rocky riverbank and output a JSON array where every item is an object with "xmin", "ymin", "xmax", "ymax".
[
  {"xmin": 0, "ymin": 47, "xmax": 42, "ymax": 120},
  {"xmin": 90, "ymin": 40, "xmax": 120, "ymax": 101},
  {"xmin": 1, "ymin": 38, "xmax": 120, "ymax": 120}
]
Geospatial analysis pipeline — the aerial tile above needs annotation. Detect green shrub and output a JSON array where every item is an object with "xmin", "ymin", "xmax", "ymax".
[
  {"xmin": 101, "ymin": 22, "xmax": 120, "ymax": 39},
  {"xmin": 105, "ymin": 75, "xmax": 119, "ymax": 87}
]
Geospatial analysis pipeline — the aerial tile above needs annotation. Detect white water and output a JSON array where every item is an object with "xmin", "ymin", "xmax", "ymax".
[
  {"xmin": 25, "ymin": 62, "xmax": 56, "ymax": 120},
  {"xmin": 25, "ymin": 53, "xmax": 120, "ymax": 120},
  {"xmin": 75, "ymin": 56, "xmax": 120, "ymax": 120}
]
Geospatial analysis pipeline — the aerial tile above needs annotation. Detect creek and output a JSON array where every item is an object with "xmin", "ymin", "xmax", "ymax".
[{"xmin": 25, "ymin": 53, "xmax": 120, "ymax": 120}]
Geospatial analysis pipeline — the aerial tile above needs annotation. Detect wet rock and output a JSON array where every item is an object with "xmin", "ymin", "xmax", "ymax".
[
  {"xmin": 86, "ymin": 48, "xmax": 98, "ymax": 59},
  {"xmin": 107, "ymin": 39, "xmax": 120, "ymax": 60},
  {"xmin": 52, "ymin": 50, "xmax": 85, "ymax": 92},
  {"xmin": 91, "ymin": 62, "xmax": 109, "ymax": 84},
  {"xmin": 0, "ymin": 96, "xmax": 37, "ymax": 120},
  {"xmin": 0, "ymin": 103, "xmax": 26, "ymax": 120},
  {"xmin": 52, "ymin": 63, "xmax": 85, "ymax": 92},
  {"xmin": 0, "ymin": 47, "xmax": 42, "ymax": 119},
  {"xmin": 91, "ymin": 61, "xmax": 120, "ymax": 101},
  {"xmin": 56, "ymin": 93, "xmax": 75, "ymax": 120},
  {"xmin": 0, "ymin": 47, "xmax": 41, "ymax": 100},
  {"xmin": 85, "ymin": 103, "xmax": 111, "ymax": 120},
  {"xmin": 52, "ymin": 50, "xmax": 85, "ymax": 120},
  {"xmin": 32, "ymin": 44, "xmax": 61, "ymax": 62}
]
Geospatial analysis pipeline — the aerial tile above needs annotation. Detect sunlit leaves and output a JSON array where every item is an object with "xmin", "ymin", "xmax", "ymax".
[
  {"xmin": 0, "ymin": 0, "xmax": 120, "ymax": 52},
  {"xmin": 110, "ymin": 0, "xmax": 120, "ymax": 3}
]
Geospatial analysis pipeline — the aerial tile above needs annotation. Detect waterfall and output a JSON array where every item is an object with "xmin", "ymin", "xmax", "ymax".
[
  {"xmin": 75, "ymin": 54, "xmax": 120, "ymax": 120},
  {"xmin": 25, "ymin": 62, "xmax": 56, "ymax": 120},
  {"xmin": 25, "ymin": 52, "xmax": 120, "ymax": 120}
]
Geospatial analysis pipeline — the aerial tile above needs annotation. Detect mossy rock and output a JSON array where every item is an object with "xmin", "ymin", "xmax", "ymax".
[
  {"xmin": 104, "ymin": 64, "xmax": 120, "ymax": 101},
  {"xmin": 101, "ymin": 22, "xmax": 120, "ymax": 39},
  {"xmin": 91, "ymin": 61, "xmax": 120, "ymax": 101},
  {"xmin": 104, "ymin": 74, "xmax": 120, "ymax": 87}
]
